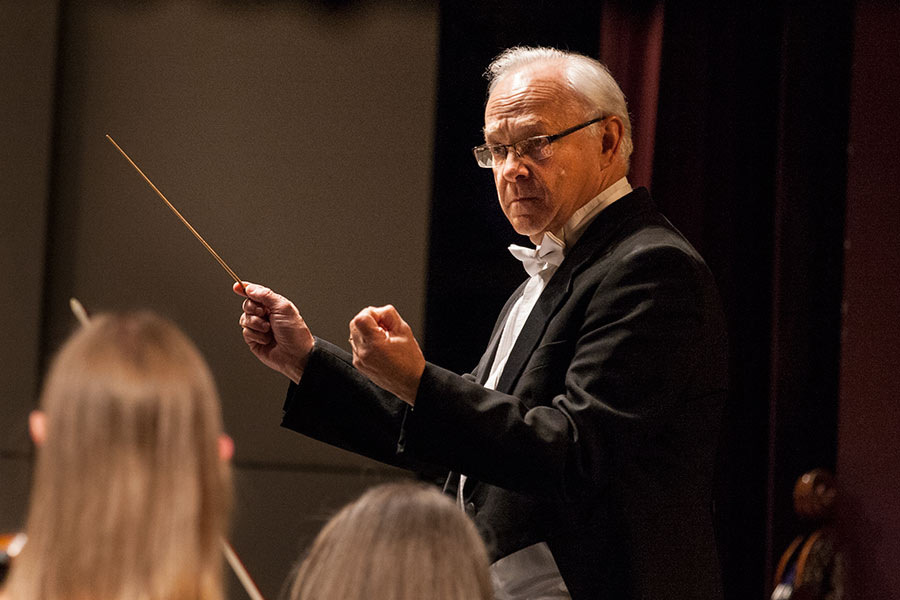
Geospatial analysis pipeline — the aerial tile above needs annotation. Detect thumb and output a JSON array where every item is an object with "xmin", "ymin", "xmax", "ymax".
[
  {"xmin": 244, "ymin": 283, "xmax": 282, "ymax": 310},
  {"xmin": 352, "ymin": 310, "xmax": 387, "ymax": 341}
]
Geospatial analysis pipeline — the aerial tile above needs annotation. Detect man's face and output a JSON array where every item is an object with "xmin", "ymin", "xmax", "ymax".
[{"xmin": 484, "ymin": 66, "xmax": 608, "ymax": 243}]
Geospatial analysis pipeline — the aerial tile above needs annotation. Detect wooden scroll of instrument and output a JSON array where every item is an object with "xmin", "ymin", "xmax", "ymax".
[
  {"xmin": 771, "ymin": 469, "xmax": 843, "ymax": 600},
  {"xmin": 105, "ymin": 135, "xmax": 248, "ymax": 295},
  {"xmin": 67, "ymin": 299, "xmax": 265, "ymax": 600}
]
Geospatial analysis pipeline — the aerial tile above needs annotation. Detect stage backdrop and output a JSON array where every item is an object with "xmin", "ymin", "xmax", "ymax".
[{"xmin": 0, "ymin": 1, "xmax": 437, "ymax": 596}]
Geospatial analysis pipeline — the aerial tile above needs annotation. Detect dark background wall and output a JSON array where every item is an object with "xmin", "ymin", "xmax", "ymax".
[
  {"xmin": 2, "ymin": 1, "xmax": 898, "ymax": 598},
  {"xmin": 0, "ymin": 0, "xmax": 58, "ymax": 562}
]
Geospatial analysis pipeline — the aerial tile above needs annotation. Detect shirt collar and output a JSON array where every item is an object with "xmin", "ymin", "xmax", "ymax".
[{"xmin": 556, "ymin": 177, "xmax": 632, "ymax": 249}]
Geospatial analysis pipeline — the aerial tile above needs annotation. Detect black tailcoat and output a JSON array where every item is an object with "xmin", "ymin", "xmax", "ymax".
[{"xmin": 282, "ymin": 188, "xmax": 727, "ymax": 599}]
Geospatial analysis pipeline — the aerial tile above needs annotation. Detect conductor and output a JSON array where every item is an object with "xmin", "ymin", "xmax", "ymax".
[{"xmin": 236, "ymin": 46, "xmax": 727, "ymax": 600}]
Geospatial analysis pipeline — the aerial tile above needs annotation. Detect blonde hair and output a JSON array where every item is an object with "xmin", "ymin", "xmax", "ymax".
[
  {"xmin": 4, "ymin": 312, "xmax": 232, "ymax": 600},
  {"xmin": 289, "ymin": 483, "xmax": 493, "ymax": 600}
]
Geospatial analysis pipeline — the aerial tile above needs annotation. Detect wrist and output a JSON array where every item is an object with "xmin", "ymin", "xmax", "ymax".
[
  {"xmin": 399, "ymin": 360, "xmax": 426, "ymax": 406},
  {"xmin": 285, "ymin": 365, "xmax": 303, "ymax": 384},
  {"xmin": 285, "ymin": 339, "xmax": 313, "ymax": 384}
]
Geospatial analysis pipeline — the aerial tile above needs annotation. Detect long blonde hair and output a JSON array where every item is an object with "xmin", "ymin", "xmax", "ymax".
[
  {"xmin": 289, "ymin": 482, "xmax": 493, "ymax": 600},
  {"xmin": 4, "ymin": 312, "xmax": 232, "ymax": 600}
]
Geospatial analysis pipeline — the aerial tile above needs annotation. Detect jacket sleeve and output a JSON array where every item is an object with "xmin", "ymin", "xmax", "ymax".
[{"xmin": 280, "ymin": 337, "xmax": 462, "ymax": 473}]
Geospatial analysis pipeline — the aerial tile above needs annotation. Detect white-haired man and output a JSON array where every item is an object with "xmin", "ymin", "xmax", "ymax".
[{"xmin": 237, "ymin": 46, "xmax": 727, "ymax": 599}]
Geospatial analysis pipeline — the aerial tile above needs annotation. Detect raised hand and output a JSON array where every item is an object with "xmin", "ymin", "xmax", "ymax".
[
  {"xmin": 349, "ymin": 305, "xmax": 425, "ymax": 405},
  {"xmin": 234, "ymin": 282, "xmax": 314, "ymax": 383}
]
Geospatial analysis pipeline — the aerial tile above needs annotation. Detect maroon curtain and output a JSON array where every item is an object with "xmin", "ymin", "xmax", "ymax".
[
  {"xmin": 599, "ymin": 1, "xmax": 664, "ymax": 190},
  {"xmin": 650, "ymin": 4, "xmax": 851, "ymax": 599},
  {"xmin": 836, "ymin": 4, "xmax": 900, "ymax": 598}
]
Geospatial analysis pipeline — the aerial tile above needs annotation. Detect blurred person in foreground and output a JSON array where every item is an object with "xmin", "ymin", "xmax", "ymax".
[
  {"xmin": 1, "ymin": 312, "xmax": 233, "ymax": 600},
  {"xmin": 289, "ymin": 482, "xmax": 493, "ymax": 600},
  {"xmin": 237, "ymin": 46, "xmax": 727, "ymax": 599}
]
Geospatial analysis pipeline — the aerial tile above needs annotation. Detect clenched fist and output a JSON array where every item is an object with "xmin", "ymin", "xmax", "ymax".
[{"xmin": 348, "ymin": 305, "xmax": 425, "ymax": 405}]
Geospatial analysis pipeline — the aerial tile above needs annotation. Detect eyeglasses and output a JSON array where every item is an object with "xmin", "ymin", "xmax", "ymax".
[{"xmin": 472, "ymin": 116, "xmax": 606, "ymax": 168}]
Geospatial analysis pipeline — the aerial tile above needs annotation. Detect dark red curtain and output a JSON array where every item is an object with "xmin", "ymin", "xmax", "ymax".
[
  {"xmin": 836, "ymin": 4, "xmax": 900, "ymax": 598},
  {"xmin": 651, "ymin": 4, "xmax": 852, "ymax": 598},
  {"xmin": 598, "ymin": 1, "xmax": 664, "ymax": 190}
]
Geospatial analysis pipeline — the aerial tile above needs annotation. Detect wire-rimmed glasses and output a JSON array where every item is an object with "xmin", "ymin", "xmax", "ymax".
[{"xmin": 472, "ymin": 116, "xmax": 606, "ymax": 168}]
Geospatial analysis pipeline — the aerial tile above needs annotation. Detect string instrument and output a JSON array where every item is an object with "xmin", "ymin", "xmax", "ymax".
[{"xmin": 771, "ymin": 468, "xmax": 845, "ymax": 600}]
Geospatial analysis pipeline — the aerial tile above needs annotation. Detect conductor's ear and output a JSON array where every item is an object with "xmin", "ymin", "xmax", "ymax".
[
  {"xmin": 600, "ymin": 116, "xmax": 624, "ymax": 163},
  {"xmin": 29, "ymin": 410, "xmax": 47, "ymax": 446}
]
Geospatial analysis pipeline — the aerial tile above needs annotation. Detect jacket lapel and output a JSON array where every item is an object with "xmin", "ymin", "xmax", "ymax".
[{"xmin": 494, "ymin": 188, "xmax": 653, "ymax": 394}]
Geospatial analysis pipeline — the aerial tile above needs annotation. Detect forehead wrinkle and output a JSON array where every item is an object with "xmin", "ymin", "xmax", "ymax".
[
  {"xmin": 484, "ymin": 74, "xmax": 581, "ymax": 140},
  {"xmin": 483, "ymin": 115, "xmax": 549, "ymax": 141}
]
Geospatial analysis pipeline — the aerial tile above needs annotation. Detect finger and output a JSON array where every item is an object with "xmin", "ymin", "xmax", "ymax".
[
  {"xmin": 349, "ymin": 308, "xmax": 376, "ymax": 337},
  {"xmin": 370, "ymin": 304, "xmax": 404, "ymax": 332},
  {"xmin": 242, "ymin": 327, "xmax": 272, "ymax": 346},
  {"xmin": 347, "ymin": 319, "xmax": 364, "ymax": 348},
  {"xmin": 370, "ymin": 305, "xmax": 414, "ymax": 340},
  {"xmin": 239, "ymin": 313, "xmax": 271, "ymax": 332},
  {"xmin": 350, "ymin": 310, "xmax": 387, "ymax": 343},
  {"xmin": 242, "ymin": 298, "xmax": 267, "ymax": 317},
  {"xmin": 244, "ymin": 283, "xmax": 285, "ymax": 311},
  {"xmin": 233, "ymin": 281, "xmax": 251, "ymax": 297}
]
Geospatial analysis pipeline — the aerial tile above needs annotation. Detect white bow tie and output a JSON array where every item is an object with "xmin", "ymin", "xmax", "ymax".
[{"xmin": 508, "ymin": 232, "xmax": 566, "ymax": 277}]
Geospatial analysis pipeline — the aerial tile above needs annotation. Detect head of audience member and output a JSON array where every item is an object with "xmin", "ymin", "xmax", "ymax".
[
  {"xmin": 288, "ymin": 482, "xmax": 493, "ymax": 600},
  {"xmin": 476, "ymin": 46, "xmax": 632, "ymax": 243},
  {"xmin": 3, "ymin": 311, "xmax": 233, "ymax": 600}
]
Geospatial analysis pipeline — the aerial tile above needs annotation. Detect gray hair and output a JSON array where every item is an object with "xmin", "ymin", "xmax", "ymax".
[
  {"xmin": 289, "ymin": 482, "xmax": 493, "ymax": 600},
  {"xmin": 486, "ymin": 46, "xmax": 633, "ymax": 165}
]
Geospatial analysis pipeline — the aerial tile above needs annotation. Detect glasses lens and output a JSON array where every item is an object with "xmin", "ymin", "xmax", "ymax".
[
  {"xmin": 517, "ymin": 136, "xmax": 552, "ymax": 161},
  {"xmin": 473, "ymin": 145, "xmax": 499, "ymax": 168},
  {"xmin": 473, "ymin": 137, "xmax": 551, "ymax": 168}
]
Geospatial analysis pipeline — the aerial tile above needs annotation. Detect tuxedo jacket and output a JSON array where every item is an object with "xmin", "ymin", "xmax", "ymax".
[{"xmin": 282, "ymin": 188, "xmax": 727, "ymax": 599}]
